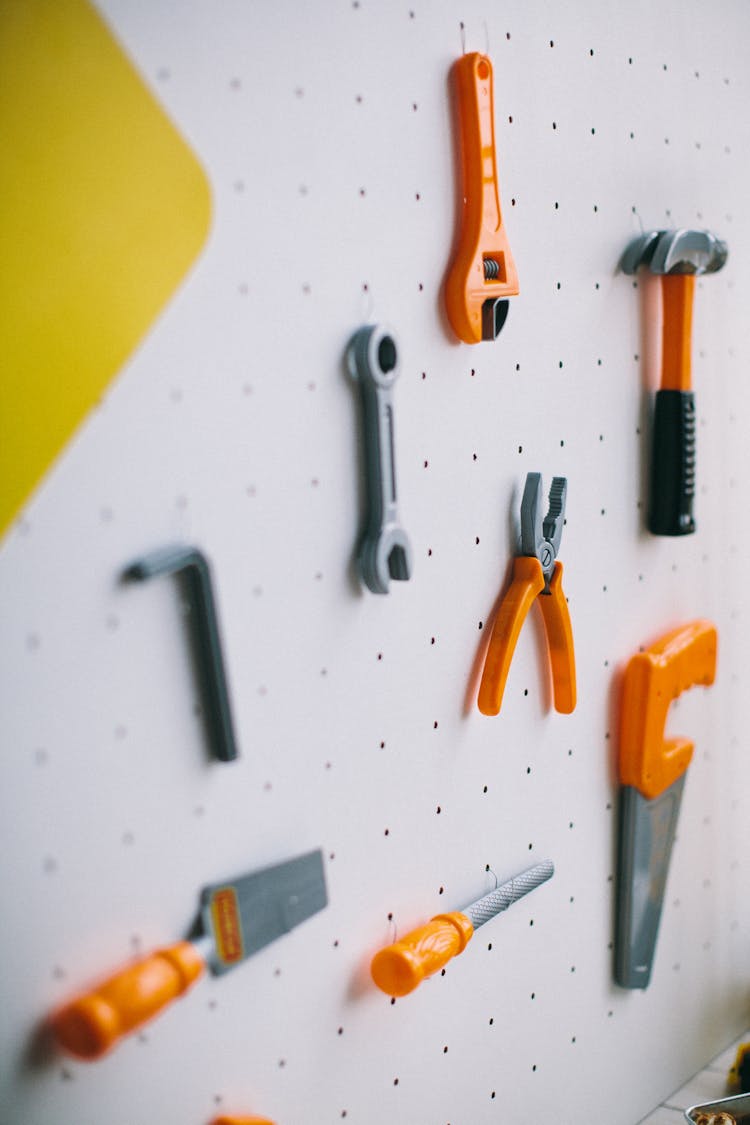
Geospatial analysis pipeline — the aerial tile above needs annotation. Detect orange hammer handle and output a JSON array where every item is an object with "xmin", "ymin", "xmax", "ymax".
[
  {"xmin": 619, "ymin": 620, "xmax": 717, "ymax": 799},
  {"xmin": 660, "ymin": 273, "xmax": 695, "ymax": 391},
  {"xmin": 51, "ymin": 941, "xmax": 205, "ymax": 1060},
  {"xmin": 371, "ymin": 912, "xmax": 474, "ymax": 997}
]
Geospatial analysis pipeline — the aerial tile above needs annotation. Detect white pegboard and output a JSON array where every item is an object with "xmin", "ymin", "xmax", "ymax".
[{"xmin": 2, "ymin": 2, "xmax": 750, "ymax": 1123}]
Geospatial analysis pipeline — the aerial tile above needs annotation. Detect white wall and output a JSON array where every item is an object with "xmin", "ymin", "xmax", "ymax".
[{"xmin": 2, "ymin": 3, "xmax": 750, "ymax": 1123}]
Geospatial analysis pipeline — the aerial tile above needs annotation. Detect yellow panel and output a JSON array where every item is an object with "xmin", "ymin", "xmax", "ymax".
[{"xmin": 0, "ymin": 0, "xmax": 211, "ymax": 537}]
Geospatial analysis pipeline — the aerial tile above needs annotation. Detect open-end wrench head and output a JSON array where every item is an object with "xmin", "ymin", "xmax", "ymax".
[
  {"xmin": 619, "ymin": 230, "xmax": 663, "ymax": 275},
  {"xmin": 361, "ymin": 525, "xmax": 413, "ymax": 595},
  {"xmin": 650, "ymin": 228, "xmax": 728, "ymax": 275}
]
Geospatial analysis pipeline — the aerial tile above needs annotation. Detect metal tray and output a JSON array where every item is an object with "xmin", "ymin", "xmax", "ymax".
[{"xmin": 685, "ymin": 1091, "xmax": 750, "ymax": 1122}]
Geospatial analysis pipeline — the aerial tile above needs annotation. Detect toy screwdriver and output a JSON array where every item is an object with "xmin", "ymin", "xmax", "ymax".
[
  {"xmin": 478, "ymin": 473, "xmax": 576, "ymax": 716},
  {"xmin": 371, "ymin": 861, "xmax": 553, "ymax": 997}
]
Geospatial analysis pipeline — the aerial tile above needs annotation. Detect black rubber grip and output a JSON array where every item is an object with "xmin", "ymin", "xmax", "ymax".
[{"xmin": 648, "ymin": 389, "xmax": 696, "ymax": 536}]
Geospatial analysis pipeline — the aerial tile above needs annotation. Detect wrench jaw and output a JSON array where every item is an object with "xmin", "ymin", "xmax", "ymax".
[{"xmin": 360, "ymin": 525, "xmax": 413, "ymax": 595}]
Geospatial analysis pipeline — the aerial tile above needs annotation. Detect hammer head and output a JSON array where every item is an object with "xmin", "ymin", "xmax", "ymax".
[{"xmin": 621, "ymin": 228, "xmax": 728, "ymax": 276}]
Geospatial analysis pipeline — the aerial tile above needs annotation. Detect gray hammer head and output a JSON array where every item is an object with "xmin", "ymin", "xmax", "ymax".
[{"xmin": 620, "ymin": 228, "xmax": 728, "ymax": 276}]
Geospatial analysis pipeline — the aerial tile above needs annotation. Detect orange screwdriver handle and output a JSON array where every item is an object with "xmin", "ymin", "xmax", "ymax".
[
  {"xmin": 619, "ymin": 619, "xmax": 717, "ymax": 800},
  {"xmin": 444, "ymin": 52, "xmax": 519, "ymax": 344},
  {"xmin": 51, "ymin": 940, "xmax": 205, "ymax": 1060},
  {"xmin": 371, "ymin": 911, "xmax": 474, "ymax": 997},
  {"xmin": 478, "ymin": 555, "xmax": 545, "ymax": 715},
  {"xmin": 538, "ymin": 562, "xmax": 576, "ymax": 714}
]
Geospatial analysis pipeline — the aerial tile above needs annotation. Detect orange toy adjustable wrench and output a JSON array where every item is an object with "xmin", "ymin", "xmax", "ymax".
[
  {"xmin": 615, "ymin": 620, "xmax": 717, "ymax": 988},
  {"xmin": 444, "ymin": 52, "xmax": 519, "ymax": 343},
  {"xmin": 478, "ymin": 473, "xmax": 575, "ymax": 716}
]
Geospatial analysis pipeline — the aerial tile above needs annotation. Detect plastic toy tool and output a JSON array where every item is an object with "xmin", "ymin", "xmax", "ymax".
[
  {"xmin": 615, "ymin": 620, "xmax": 717, "ymax": 989},
  {"xmin": 210, "ymin": 1118, "xmax": 276, "ymax": 1125},
  {"xmin": 51, "ymin": 850, "xmax": 327, "ymax": 1060},
  {"xmin": 347, "ymin": 324, "xmax": 413, "ymax": 594},
  {"xmin": 125, "ymin": 545, "xmax": 239, "ymax": 763},
  {"xmin": 371, "ymin": 861, "xmax": 553, "ymax": 997},
  {"xmin": 621, "ymin": 228, "xmax": 727, "ymax": 536},
  {"xmin": 478, "ymin": 473, "xmax": 575, "ymax": 715},
  {"xmin": 444, "ymin": 51, "xmax": 519, "ymax": 343}
]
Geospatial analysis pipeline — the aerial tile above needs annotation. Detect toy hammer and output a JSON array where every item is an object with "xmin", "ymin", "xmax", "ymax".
[{"xmin": 621, "ymin": 228, "xmax": 727, "ymax": 536}]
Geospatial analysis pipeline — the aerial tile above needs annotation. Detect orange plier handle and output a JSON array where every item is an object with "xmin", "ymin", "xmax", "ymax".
[{"xmin": 478, "ymin": 557, "xmax": 576, "ymax": 715}]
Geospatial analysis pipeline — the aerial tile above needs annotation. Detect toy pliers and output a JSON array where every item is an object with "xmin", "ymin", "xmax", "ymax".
[{"xmin": 478, "ymin": 473, "xmax": 576, "ymax": 715}]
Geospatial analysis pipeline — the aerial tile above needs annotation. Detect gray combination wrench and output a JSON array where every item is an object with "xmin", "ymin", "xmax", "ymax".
[{"xmin": 346, "ymin": 324, "xmax": 413, "ymax": 594}]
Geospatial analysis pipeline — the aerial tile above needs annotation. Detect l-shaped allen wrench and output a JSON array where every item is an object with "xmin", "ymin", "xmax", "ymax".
[{"xmin": 124, "ymin": 545, "xmax": 239, "ymax": 763}]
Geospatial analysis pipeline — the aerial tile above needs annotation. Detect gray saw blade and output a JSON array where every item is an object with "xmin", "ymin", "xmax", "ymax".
[
  {"xmin": 615, "ymin": 777, "xmax": 685, "ymax": 989},
  {"xmin": 200, "ymin": 849, "xmax": 327, "ymax": 975}
]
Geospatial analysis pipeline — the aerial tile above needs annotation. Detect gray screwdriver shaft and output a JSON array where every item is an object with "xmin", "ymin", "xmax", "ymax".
[{"xmin": 463, "ymin": 861, "xmax": 554, "ymax": 929}]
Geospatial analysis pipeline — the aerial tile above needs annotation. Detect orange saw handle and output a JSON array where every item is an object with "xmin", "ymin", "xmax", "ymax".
[
  {"xmin": 619, "ymin": 619, "xmax": 717, "ymax": 799},
  {"xmin": 444, "ymin": 52, "xmax": 519, "ymax": 343},
  {"xmin": 371, "ymin": 911, "xmax": 474, "ymax": 997},
  {"xmin": 51, "ymin": 940, "xmax": 206, "ymax": 1060}
]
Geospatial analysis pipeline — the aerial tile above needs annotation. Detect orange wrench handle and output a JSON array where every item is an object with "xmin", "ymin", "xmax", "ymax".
[
  {"xmin": 371, "ymin": 911, "xmax": 474, "ymax": 997},
  {"xmin": 661, "ymin": 273, "xmax": 695, "ymax": 392},
  {"xmin": 51, "ymin": 941, "xmax": 206, "ymax": 1060},
  {"xmin": 445, "ymin": 52, "xmax": 519, "ymax": 344},
  {"xmin": 478, "ymin": 556, "xmax": 545, "ymax": 715},
  {"xmin": 619, "ymin": 619, "xmax": 717, "ymax": 799},
  {"xmin": 538, "ymin": 562, "xmax": 576, "ymax": 714}
]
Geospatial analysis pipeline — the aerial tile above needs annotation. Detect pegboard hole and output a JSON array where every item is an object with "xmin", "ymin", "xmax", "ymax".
[{"xmin": 439, "ymin": 885, "xmax": 445, "ymax": 894}]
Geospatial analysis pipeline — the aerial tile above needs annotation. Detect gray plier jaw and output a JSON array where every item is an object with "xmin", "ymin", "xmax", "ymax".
[{"xmin": 520, "ymin": 473, "xmax": 567, "ymax": 593}]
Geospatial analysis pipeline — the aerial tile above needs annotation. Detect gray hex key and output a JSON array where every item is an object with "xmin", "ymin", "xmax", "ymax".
[
  {"xmin": 346, "ymin": 324, "xmax": 413, "ymax": 594},
  {"xmin": 124, "ymin": 545, "xmax": 239, "ymax": 763}
]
